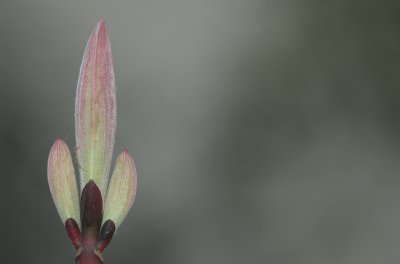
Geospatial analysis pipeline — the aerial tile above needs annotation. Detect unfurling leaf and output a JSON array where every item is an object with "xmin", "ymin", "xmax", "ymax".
[
  {"xmin": 47, "ymin": 139, "xmax": 80, "ymax": 224},
  {"xmin": 103, "ymin": 150, "xmax": 137, "ymax": 228}
]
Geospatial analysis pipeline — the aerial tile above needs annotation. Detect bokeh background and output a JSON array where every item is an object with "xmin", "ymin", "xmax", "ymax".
[{"xmin": 2, "ymin": 0, "xmax": 400, "ymax": 263}]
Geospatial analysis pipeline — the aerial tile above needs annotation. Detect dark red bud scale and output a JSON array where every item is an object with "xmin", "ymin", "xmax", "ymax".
[
  {"xmin": 65, "ymin": 181, "xmax": 116, "ymax": 264},
  {"xmin": 77, "ymin": 180, "xmax": 104, "ymax": 263},
  {"xmin": 65, "ymin": 218, "xmax": 81, "ymax": 249},
  {"xmin": 80, "ymin": 180, "xmax": 103, "ymax": 246},
  {"xmin": 98, "ymin": 219, "xmax": 116, "ymax": 252}
]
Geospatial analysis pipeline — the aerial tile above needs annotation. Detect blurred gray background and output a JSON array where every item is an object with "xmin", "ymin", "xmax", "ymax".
[{"xmin": 2, "ymin": 0, "xmax": 400, "ymax": 263}]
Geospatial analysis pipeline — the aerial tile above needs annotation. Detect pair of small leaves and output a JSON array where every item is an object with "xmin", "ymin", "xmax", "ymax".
[
  {"xmin": 47, "ymin": 19, "xmax": 137, "ymax": 253},
  {"xmin": 48, "ymin": 140, "xmax": 137, "ymax": 229}
]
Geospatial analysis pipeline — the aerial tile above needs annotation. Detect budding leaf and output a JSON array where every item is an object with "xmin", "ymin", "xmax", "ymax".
[
  {"xmin": 103, "ymin": 150, "xmax": 137, "ymax": 228},
  {"xmin": 75, "ymin": 20, "xmax": 116, "ymax": 196},
  {"xmin": 47, "ymin": 139, "xmax": 80, "ymax": 224}
]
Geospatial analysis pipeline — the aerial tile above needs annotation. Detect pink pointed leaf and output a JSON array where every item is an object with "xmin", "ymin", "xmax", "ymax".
[{"xmin": 75, "ymin": 20, "xmax": 116, "ymax": 196}]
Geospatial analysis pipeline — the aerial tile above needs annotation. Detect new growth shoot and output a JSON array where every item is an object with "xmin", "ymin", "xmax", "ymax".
[{"xmin": 47, "ymin": 20, "xmax": 137, "ymax": 264}]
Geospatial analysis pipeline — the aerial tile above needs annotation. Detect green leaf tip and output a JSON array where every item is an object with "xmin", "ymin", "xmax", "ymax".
[
  {"xmin": 103, "ymin": 150, "xmax": 137, "ymax": 228},
  {"xmin": 47, "ymin": 139, "xmax": 80, "ymax": 224}
]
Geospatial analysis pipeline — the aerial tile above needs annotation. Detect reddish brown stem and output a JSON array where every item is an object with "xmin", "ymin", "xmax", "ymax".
[{"xmin": 76, "ymin": 248, "xmax": 103, "ymax": 264}]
